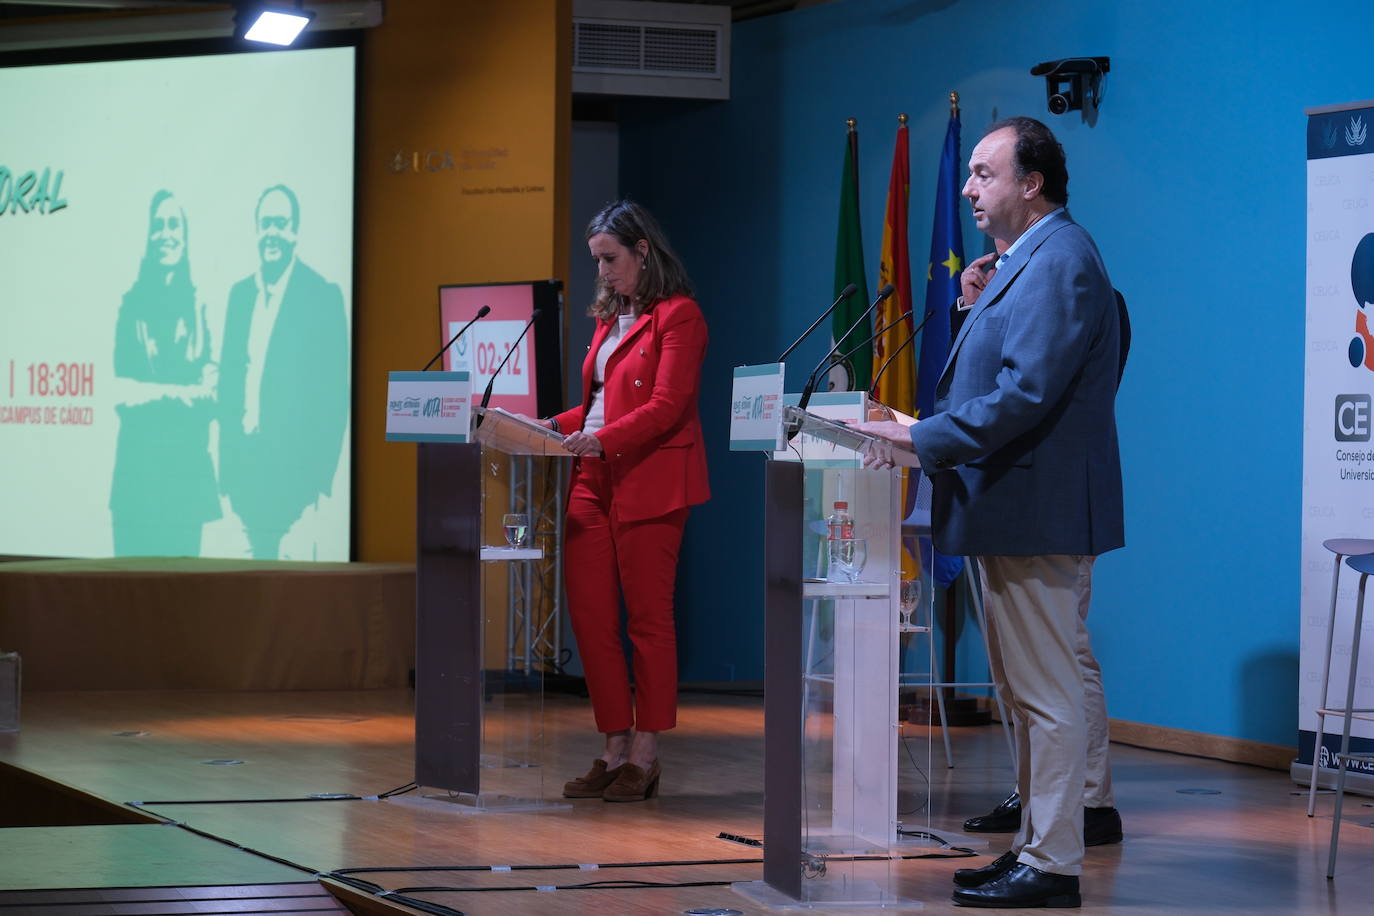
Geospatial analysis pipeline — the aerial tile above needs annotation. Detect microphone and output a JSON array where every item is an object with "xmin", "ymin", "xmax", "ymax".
[
  {"xmin": 776, "ymin": 283, "xmax": 859, "ymax": 364},
  {"xmin": 421, "ymin": 305, "xmax": 490, "ymax": 371},
  {"xmin": 474, "ymin": 309, "xmax": 541, "ymax": 426},
  {"xmin": 829, "ymin": 308, "xmax": 914, "ymax": 368},
  {"xmin": 869, "ymin": 308, "xmax": 937, "ymax": 395},
  {"xmin": 796, "ymin": 284, "xmax": 894, "ymax": 414}
]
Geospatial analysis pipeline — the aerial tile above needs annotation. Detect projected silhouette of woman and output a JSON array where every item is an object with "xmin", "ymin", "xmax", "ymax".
[{"xmin": 109, "ymin": 190, "xmax": 221, "ymax": 556}]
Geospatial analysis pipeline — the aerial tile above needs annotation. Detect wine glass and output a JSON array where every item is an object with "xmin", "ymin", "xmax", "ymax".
[
  {"xmin": 827, "ymin": 537, "xmax": 867, "ymax": 583},
  {"xmin": 899, "ymin": 578, "xmax": 921, "ymax": 628},
  {"xmin": 502, "ymin": 513, "xmax": 529, "ymax": 548}
]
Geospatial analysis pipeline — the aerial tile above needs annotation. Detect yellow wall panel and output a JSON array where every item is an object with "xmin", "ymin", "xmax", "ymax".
[{"xmin": 356, "ymin": 0, "xmax": 570, "ymax": 561}]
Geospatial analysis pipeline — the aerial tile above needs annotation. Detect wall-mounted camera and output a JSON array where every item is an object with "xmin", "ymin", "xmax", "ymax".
[{"xmin": 1030, "ymin": 57, "xmax": 1110, "ymax": 116}]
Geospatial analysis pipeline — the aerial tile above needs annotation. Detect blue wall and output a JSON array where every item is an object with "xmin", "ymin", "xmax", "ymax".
[{"xmin": 621, "ymin": 0, "xmax": 1370, "ymax": 746}]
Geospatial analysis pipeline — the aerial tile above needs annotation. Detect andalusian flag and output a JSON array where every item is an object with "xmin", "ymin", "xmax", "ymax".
[
  {"xmin": 831, "ymin": 121, "xmax": 871, "ymax": 391},
  {"xmin": 872, "ymin": 118, "xmax": 915, "ymax": 414},
  {"xmin": 918, "ymin": 106, "xmax": 965, "ymax": 587}
]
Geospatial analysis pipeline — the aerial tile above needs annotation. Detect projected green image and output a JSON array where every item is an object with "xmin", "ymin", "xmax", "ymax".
[
  {"xmin": 0, "ymin": 47, "xmax": 354, "ymax": 561},
  {"xmin": 111, "ymin": 185, "xmax": 347, "ymax": 560},
  {"xmin": 217, "ymin": 186, "xmax": 348, "ymax": 560},
  {"xmin": 111, "ymin": 190, "xmax": 221, "ymax": 556}
]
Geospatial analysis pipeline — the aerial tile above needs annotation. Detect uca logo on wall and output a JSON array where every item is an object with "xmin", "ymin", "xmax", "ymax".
[{"xmin": 1349, "ymin": 233, "xmax": 1374, "ymax": 369}]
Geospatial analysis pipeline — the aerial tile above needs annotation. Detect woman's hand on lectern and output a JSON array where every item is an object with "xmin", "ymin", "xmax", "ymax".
[{"xmin": 562, "ymin": 430, "xmax": 603, "ymax": 457}]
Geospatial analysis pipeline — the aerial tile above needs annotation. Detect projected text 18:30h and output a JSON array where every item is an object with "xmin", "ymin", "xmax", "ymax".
[{"xmin": 12, "ymin": 361, "xmax": 95, "ymax": 397}]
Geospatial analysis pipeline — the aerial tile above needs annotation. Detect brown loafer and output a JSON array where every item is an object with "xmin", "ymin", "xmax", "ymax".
[
  {"xmin": 562, "ymin": 759, "xmax": 624, "ymax": 798},
  {"xmin": 603, "ymin": 759, "xmax": 661, "ymax": 802}
]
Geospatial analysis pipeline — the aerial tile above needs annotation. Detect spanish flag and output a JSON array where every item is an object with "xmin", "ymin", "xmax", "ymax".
[{"xmin": 872, "ymin": 116, "xmax": 915, "ymax": 414}]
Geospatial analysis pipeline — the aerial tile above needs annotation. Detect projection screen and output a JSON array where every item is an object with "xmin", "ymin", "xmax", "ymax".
[{"xmin": 0, "ymin": 46, "xmax": 355, "ymax": 561}]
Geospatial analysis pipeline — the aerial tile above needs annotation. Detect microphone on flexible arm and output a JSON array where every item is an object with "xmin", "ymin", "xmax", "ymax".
[
  {"xmin": 421, "ymin": 305, "xmax": 491, "ymax": 371},
  {"xmin": 776, "ymin": 283, "xmax": 859, "ymax": 364},
  {"xmin": 869, "ymin": 307, "xmax": 938, "ymax": 397},
  {"xmin": 828, "ymin": 308, "xmax": 915, "ymax": 369},
  {"xmin": 795, "ymin": 284, "xmax": 895, "ymax": 416},
  {"xmin": 473, "ymin": 309, "xmax": 541, "ymax": 427}
]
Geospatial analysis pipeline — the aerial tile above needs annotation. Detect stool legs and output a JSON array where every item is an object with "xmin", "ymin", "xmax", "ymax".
[
  {"xmin": 1326, "ymin": 569, "xmax": 1369, "ymax": 878},
  {"xmin": 1308, "ymin": 551, "xmax": 1346, "ymax": 817}
]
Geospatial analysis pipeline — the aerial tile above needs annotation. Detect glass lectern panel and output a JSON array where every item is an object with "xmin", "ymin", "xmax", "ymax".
[{"xmin": 466, "ymin": 446, "xmax": 561, "ymax": 811}]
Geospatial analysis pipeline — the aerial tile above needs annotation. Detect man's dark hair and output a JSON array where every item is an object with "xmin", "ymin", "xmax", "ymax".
[{"xmin": 986, "ymin": 116, "xmax": 1069, "ymax": 206}]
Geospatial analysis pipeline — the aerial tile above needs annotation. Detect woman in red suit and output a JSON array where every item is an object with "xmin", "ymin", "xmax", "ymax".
[{"xmin": 546, "ymin": 200, "xmax": 709, "ymax": 802}]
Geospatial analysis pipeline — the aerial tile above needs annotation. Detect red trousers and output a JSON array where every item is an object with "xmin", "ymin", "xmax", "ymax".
[{"xmin": 564, "ymin": 459, "xmax": 688, "ymax": 734}]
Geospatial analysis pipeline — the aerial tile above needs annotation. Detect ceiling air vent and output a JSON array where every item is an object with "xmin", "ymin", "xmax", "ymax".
[{"xmin": 572, "ymin": 0, "xmax": 730, "ymax": 101}]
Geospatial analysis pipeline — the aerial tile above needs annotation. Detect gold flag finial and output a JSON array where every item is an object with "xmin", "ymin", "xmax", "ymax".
[
  {"xmin": 897, "ymin": 112, "xmax": 908, "ymax": 126},
  {"xmin": 846, "ymin": 117, "xmax": 857, "ymax": 132},
  {"xmin": 950, "ymin": 91, "xmax": 960, "ymax": 115}
]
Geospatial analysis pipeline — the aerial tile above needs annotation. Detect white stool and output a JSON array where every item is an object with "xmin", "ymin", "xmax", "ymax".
[
  {"xmin": 1307, "ymin": 537, "xmax": 1374, "ymax": 816},
  {"xmin": 1326, "ymin": 552, "xmax": 1374, "ymax": 877}
]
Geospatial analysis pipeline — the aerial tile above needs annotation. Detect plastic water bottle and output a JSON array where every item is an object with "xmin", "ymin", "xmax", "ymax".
[{"xmin": 826, "ymin": 501, "xmax": 854, "ymax": 541}]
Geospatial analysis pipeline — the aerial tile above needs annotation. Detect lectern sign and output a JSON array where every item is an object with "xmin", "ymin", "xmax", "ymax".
[
  {"xmin": 729, "ymin": 363, "xmax": 786, "ymax": 451},
  {"xmin": 385, "ymin": 370, "xmax": 471, "ymax": 442}
]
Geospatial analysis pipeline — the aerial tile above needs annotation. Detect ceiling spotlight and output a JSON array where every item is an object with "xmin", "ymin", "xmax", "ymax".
[{"xmin": 237, "ymin": 4, "xmax": 316, "ymax": 46}]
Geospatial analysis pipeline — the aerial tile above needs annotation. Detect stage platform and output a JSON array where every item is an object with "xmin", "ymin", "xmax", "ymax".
[
  {"xmin": 1, "ymin": 688, "xmax": 1372, "ymax": 914},
  {"xmin": 0, "ymin": 558, "xmax": 415, "ymax": 691}
]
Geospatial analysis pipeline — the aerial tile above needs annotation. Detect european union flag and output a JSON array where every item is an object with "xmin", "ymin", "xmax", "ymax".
[{"xmin": 917, "ymin": 109, "xmax": 965, "ymax": 588}]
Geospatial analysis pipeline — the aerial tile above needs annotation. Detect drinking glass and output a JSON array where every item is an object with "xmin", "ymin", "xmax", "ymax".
[
  {"xmin": 899, "ymin": 578, "xmax": 921, "ymax": 628},
  {"xmin": 827, "ymin": 537, "xmax": 867, "ymax": 583},
  {"xmin": 502, "ymin": 513, "xmax": 530, "ymax": 548}
]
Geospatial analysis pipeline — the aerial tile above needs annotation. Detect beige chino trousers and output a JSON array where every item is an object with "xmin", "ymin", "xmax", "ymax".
[{"xmin": 979, "ymin": 554, "xmax": 1105, "ymax": 876}]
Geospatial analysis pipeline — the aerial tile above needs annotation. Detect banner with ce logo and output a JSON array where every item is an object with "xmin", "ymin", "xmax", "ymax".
[{"xmin": 1300, "ymin": 100, "xmax": 1374, "ymax": 778}]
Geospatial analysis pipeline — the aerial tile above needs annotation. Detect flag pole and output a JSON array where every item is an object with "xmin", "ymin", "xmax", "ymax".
[{"xmin": 950, "ymin": 90, "xmax": 959, "ymax": 116}]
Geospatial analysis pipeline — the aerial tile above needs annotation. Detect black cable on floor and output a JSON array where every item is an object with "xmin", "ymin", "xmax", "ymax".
[
  {"xmin": 329, "ymin": 874, "xmax": 470, "ymax": 916},
  {"xmin": 131, "ymin": 795, "xmax": 363, "ymax": 806},
  {"xmin": 127, "ymin": 799, "xmax": 474, "ymax": 916},
  {"xmin": 391, "ymin": 878, "xmax": 736, "ymax": 894},
  {"xmin": 332, "ymin": 856, "xmax": 762, "ymax": 875},
  {"xmin": 126, "ymin": 780, "xmax": 418, "ymax": 807}
]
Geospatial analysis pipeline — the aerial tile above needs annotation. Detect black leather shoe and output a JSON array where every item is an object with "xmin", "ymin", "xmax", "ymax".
[
  {"xmin": 963, "ymin": 791, "xmax": 1022, "ymax": 833},
  {"xmin": 964, "ymin": 794, "xmax": 1124, "ymax": 846},
  {"xmin": 953, "ymin": 850, "xmax": 1017, "ymax": 888},
  {"xmin": 952, "ymin": 863, "xmax": 1081, "ymax": 908},
  {"xmin": 1084, "ymin": 806, "xmax": 1122, "ymax": 847}
]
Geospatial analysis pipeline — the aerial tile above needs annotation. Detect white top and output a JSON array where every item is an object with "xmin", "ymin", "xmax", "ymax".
[
  {"xmin": 243, "ymin": 256, "xmax": 296, "ymax": 434},
  {"xmin": 582, "ymin": 312, "xmax": 637, "ymax": 434}
]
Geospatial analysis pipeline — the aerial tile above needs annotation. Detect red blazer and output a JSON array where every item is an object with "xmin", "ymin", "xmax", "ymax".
[{"xmin": 553, "ymin": 294, "xmax": 710, "ymax": 523}]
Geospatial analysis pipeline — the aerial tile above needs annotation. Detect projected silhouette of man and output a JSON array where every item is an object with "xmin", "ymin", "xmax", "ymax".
[{"xmin": 218, "ymin": 185, "xmax": 348, "ymax": 559}]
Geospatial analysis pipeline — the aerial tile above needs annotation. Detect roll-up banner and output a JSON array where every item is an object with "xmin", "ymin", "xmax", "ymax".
[{"xmin": 1298, "ymin": 100, "xmax": 1374, "ymax": 788}]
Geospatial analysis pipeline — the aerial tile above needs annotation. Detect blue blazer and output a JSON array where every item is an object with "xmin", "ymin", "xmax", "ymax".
[{"xmin": 910, "ymin": 210, "xmax": 1124, "ymax": 557}]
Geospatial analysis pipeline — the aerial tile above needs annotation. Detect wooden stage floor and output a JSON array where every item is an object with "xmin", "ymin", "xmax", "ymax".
[{"xmin": 1, "ymin": 687, "xmax": 1372, "ymax": 914}]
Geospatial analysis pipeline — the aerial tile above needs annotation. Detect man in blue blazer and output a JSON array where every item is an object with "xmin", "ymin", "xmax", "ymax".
[{"xmin": 858, "ymin": 117, "xmax": 1123, "ymax": 908}]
